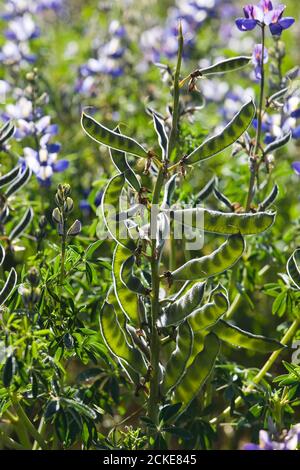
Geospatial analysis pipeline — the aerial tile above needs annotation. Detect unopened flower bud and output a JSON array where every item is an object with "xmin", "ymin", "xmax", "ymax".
[
  {"xmin": 27, "ymin": 267, "xmax": 40, "ymax": 287},
  {"xmin": 26, "ymin": 72, "xmax": 35, "ymax": 82},
  {"xmin": 64, "ymin": 197, "xmax": 74, "ymax": 213},
  {"xmin": 67, "ymin": 219, "xmax": 82, "ymax": 236},
  {"xmin": 38, "ymin": 215, "xmax": 47, "ymax": 229},
  {"xmin": 52, "ymin": 207, "xmax": 62, "ymax": 224}
]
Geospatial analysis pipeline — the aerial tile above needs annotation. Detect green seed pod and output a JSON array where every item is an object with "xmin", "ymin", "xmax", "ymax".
[
  {"xmin": 5, "ymin": 165, "xmax": 31, "ymax": 198},
  {"xmin": 99, "ymin": 301, "xmax": 146, "ymax": 377},
  {"xmin": 212, "ymin": 320, "xmax": 285, "ymax": 353},
  {"xmin": 102, "ymin": 173, "xmax": 136, "ymax": 251},
  {"xmin": 120, "ymin": 254, "xmax": 150, "ymax": 296},
  {"xmin": 287, "ymin": 249, "xmax": 300, "ymax": 290},
  {"xmin": 81, "ymin": 109, "xmax": 148, "ymax": 159},
  {"xmin": 113, "ymin": 243, "xmax": 140, "ymax": 325},
  {"xmin": 258, "ymin": 184, "xmax": 279, "ymax": 211},
  {"xmin": 0, "ymin": 165, "xmax": 20, "ymax": 188},
  {"xmin": 0, "ymin": 120, "xmax": 15, "ymax": 146},
  {"xmin": 9, "ymin": 207, "xmax": 33, "ymax": 241},
  {"xmin": 160, "ymin": 282, "xmax": 206, "ymax": 327},
  {"xmin": 0, "ymin": 243, "xmax": 5, "ymax": 267},
  {"xmin": 172, "ymin": 333, "xmax": 220, "ymax": 411},
  {"xmin": 161, "ymin": 174, "xmax": 177, "ymax": 209},
  {"xmin": 0, "ymin": 268, "xmax": 17, "ymax": 306},
  {"xmin": 188, "ymin": 287, "xmax": 229, "ymax": 333},
  {"xmin": 169, "ymin": 234, "xmax": 245, "ymax": 281},
  {"xmin": 162, "ymin": 321, "xmax": 193, "ymax": 394},
  {"xmin": 109, "ymin": 126, "xmax": 141, "ymax": 193},
  {"xmin": 187, "ymin": 329, "xmax": 208, "ymax": 367},
  {"xmin": 264, "ymin": 131, "xmax": 292, "ymax": 155},
  {"xmin": 52, "ymin": 207, "xmax": 62, "ymax": 224},
  {"xmin": 186, "ymin": 99, "xmax": 255, "ymax": 164},
  {"xmin": 194, "ymin": 177, "xmax": 216, "ymax": 205},
  {"xmin": 199, "ymin": 56, "xmax": 251, "ymax": 76},
  {"xmin": 170, "ymin": 207, "xmax": 275, "ymax": 235},
  {"xmin": 152, "ymin": 111, "xmax": 168, "ymax": 161}
]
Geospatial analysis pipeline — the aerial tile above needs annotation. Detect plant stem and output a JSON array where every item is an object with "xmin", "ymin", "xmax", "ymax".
[
  {"xmin": 167, "ymin": 22, "xmax": 183, "ymax": 163},
  {"xmin": 246, "ymin": 25, "xmax": 265, "ymax": 211},
  {"xmin": 0, "ymin": 431, "xmax": 26, "ymax": 450},
  {"xmin": 32, "ymin": 415, "xmax": 46, "ymax": 450},
  {"xmin": 59, "ymin": 225, "xmax": 67, "ymax": 313},
  {"xmin": 210, "ymin": 318, "xmax": 300, "ymax": 425},
  {"xmin": 148, "ymin": 169, "xmax": 164, "ymax": 424},
  {"xmin": 10, "ymin": 394, "xmax": 48, "ymax": 450}
]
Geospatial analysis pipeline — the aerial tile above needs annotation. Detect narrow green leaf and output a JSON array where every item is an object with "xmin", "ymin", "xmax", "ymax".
[
  {"xmin": 212, "ymin": 320, "xmax": 285, "ymax": 352},
  {"xmin": 187, "ymin": 99, "xmax": 256, "ymax": 164},
  {"xmin": 81, "ymin": 109, "xmax": 148, "ymax": 158}
]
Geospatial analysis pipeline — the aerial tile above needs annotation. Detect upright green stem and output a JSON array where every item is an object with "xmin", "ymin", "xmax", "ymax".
[
  {"xmin": 168, "ymin": 22, "xmax": 183, "ymax": 162},
  {"xmin": 59, "ymin": 220, "xmax": 66, "ymax": 312},
  {"xmin": 210, "ymin": 318, "xmax": 300, "ymax": 424},
  {"xmin": 246, "ymin": 25, "xmax": 265, "ymax": 211},
  {"xmin": 148, "ymin": 169, "xmax": 164, "ymax": 424}
]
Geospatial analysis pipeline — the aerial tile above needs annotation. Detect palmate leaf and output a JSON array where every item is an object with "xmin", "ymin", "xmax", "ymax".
[
  {"xmin": 172, "ymin": 333, "xmax": 220, "ymax": 411},
  {"xmin": 286, "ymin": 249, "xmax": 300, "ymax": 290},
  {"xmin": 170, "ymin": 207, "xmax": 275, "ymax": 235},
  {"xmin": 99, "ymin": 301, "xmax": 146, "ymax": 379},
  {"xmin": 162, "ymin": 321, "xmax": 193, "ymax": 394},
  {"xmin": 212, "ymin": 320, "xmax": 284, "ymax": 353},
  {"xmin": 169, "ymin": 233, "xmax": 245, "ymax": 281},
  {"xmin": 112, "ymin": 243, "xmax": 140, "ymax": 325},
  {"xmin": 102, "ymin": 173, "xmax": 136, "ymax": 251},
  {"xmin": 81, "ymin": 109, "xmax": 148, "ymax": 159},
  {"xmin": 186, "ymin": 99, "xmax": 255, "ymax": 164}
]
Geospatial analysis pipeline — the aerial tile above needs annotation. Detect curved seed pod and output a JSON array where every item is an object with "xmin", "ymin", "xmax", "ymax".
[
  {"xmin": 160, "ymin": 282, "xmax": 206, "ymax": 327},
  {"xmin": 152, "ymin": 112, "xmax": 168, "ymax": 161},
  {"xmin": 0, "ymin": 268, "xmax": 17, "ymax": 306},
  {"xmin": 287, "ymin": 249, "xmax": 300, "ymax": 289},
  {"xmin": 170, "ymin": 234, "xmax": 245, "ymax": 281},
  {"xmin": 127, "ymin": 324, "xmax": 150, "ymax": 361},
  {"xmin": 161, "ymin": 174, "xmax": 177, "ymax": 210},
  {"xmin": 102, "ymin": 173, "xmax": 136, "ymax": 251},
  {"xmin": 4, "ymin": 165, "xmax": 31, "ymax": 198},
  {"xmin": 9, "ymin": 207, "xmax": 33, "ymax": 241},
  {"xmin": 170, "ymin": 207, "xmax": 275, "ymax": 235},
  {"xmin": 264, "ymin": 132, "xmax": 292, "ymax": 155},
  {"xmin": 198, "ymin": 56, "xmax": 251, "ymax": 76},
  {"xmin": 120, "ymin": 255, "xmax": 150, "ymax": 295},
  {"xmin": 258, "ymin": 184, "xmax": 279, "ymax": 211},
  {"xmin": 156, "ymin": 212, "xmax": 170, "ymax": 259},
  {"xmin": 0, "ymin": 243, "xmax": 5, "ymax": 266},
  {"xmin": 188, "ymin": 288, "xmax": 229, "ymax": 333},
  {"xmin": 0, "ymin": 166, "xmax": 21, "ymax": 188},
  {"xmin": 0, "ymin": 121, "xmax": 15, "ymax": 145},
  {"xmin": 113, "ymin": 243, "xmax": 140, "ymax": 325},
  {"xmin": 81, "ymin": 109, "xmax": 148, "ymax": 159},
  {"xmin": 0, "ymin": 206, "xmax": 9, "ymax": 224},
  {"xmin": 187, "ymin": 100, "xmax": 256, "ymax": 164},
  {"xmin": 162, "ymin": 321, "xmax": 193, "ymax": 394},
  {"xmin": 187, "ymin": 330, "xmax": 208, "ymax": 366},
  {"xmin": 99, "ymin": 301, "xmax": 146, "ymax": 376},
  {"xmin": 213, "ymin": 188, "xmax": 234, "ymax": 210},
  {"xmin": 172, "ymin": 333, "xmax": 220, "ymax": 410},
  {"xmin": 212, "ymin": 320, "xmax": 285, "ymax": 352},
  {"xmin": 109, "ymin": 126, "xmax": 141, "ymax": 192},
  {"xmin": 115, "ymin": 204, "xmax": 143, "ymax": 222},
  {"xmin": 267, "ymin": 87, "xmax": 288, "ymax": 105},
  {"xmin": 194, "ymin": 177, "xmax": 216, "ymax": 205}
]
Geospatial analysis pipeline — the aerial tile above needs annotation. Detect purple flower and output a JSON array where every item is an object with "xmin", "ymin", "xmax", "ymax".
[
  {"xmin": 244, "ymin": 425, "xmax": 300, "ymax": 450},
  {"xmin": 252, "ymin": 43, "xmax": 268, "ymax": 79},
  {"xmin": 236, "ymin": 1, "xmax": 295, "ymax": 36}
]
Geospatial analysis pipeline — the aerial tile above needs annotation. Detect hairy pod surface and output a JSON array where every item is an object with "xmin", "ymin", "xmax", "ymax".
[
  {"xmin": 160, "ymin": 282, "xmax": 206, "ymax": 327},
  {"xmin": 186, "ymin": 99, "xmax": 255, "ymax": 164},
  {"xmin": 162, "ymin": 321, "xmax": 193, "ymax": 394},
  {"xmin": 172, "ymin": 333, "xmax": 220, "ymax": 410},
  {"xmin": 212, "ymin": 320, "xmax": 285, "ymax": 352},
  {"xmin": 170, "ymin": 234, "xmax": 245, "ymax": 281},
  {"xmin": 81, "ymin": 109, "xmax": 148, "ymax": 159},
  {"xmin": 170, "ymin": 207, "xmax": 275, "ymax": 235}
]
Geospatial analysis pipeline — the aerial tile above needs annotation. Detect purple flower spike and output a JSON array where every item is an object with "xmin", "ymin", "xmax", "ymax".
[{"xmin": 236, "ymin": 1, "xmax": 294, "ymax": 36}]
